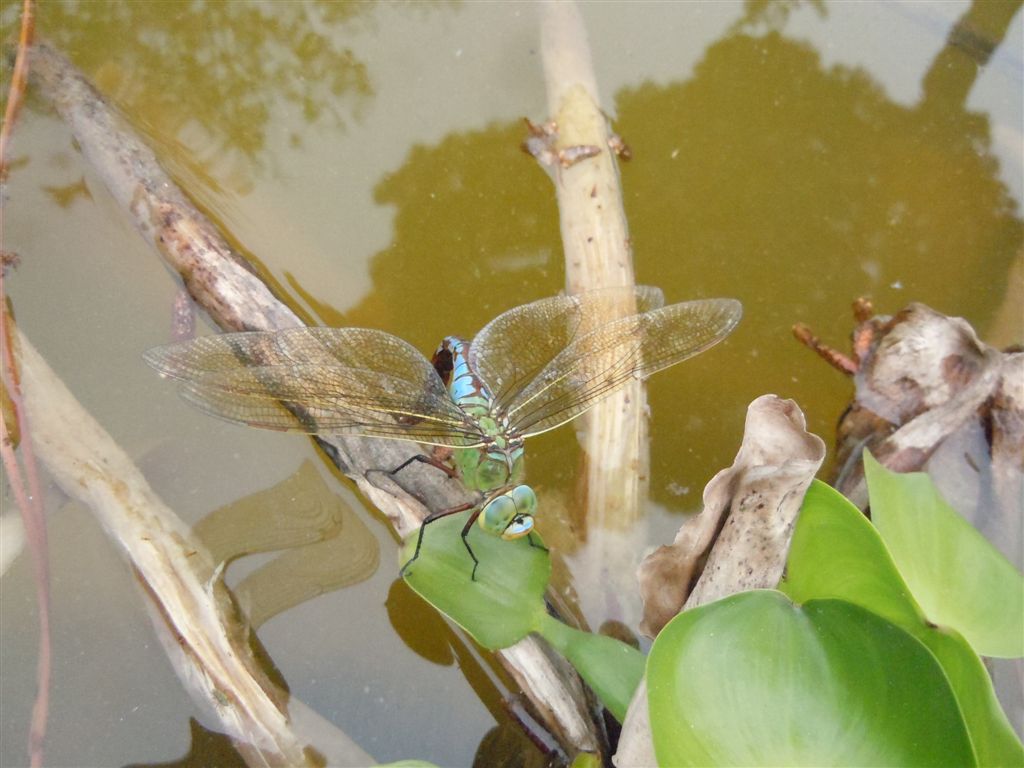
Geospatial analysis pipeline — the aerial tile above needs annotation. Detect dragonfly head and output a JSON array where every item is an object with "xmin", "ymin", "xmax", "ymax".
[{"xmin": 478, "ymin": 484, "xmax": 537, "ymax": 540}]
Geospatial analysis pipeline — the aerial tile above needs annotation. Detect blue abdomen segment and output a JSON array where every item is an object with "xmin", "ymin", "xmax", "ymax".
[{"xmin": 432, "ymin": 336, "xmax": 491, "ymax": 413}]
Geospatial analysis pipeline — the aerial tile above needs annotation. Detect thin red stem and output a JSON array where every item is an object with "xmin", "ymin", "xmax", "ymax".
[{"xmin": 1, "ymin": 6, "xmax": 49, "ymax": 763}]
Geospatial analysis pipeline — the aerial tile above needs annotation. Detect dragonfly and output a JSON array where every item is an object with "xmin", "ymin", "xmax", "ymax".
[{"xmin": 144, "ymin": 286, "xmax": 742, "ymax": 579}]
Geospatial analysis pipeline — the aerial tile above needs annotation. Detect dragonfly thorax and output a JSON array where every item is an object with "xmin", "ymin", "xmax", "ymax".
[{"xmin": 453, "ymin": 438, "xmax": 525, "ymax": 493}]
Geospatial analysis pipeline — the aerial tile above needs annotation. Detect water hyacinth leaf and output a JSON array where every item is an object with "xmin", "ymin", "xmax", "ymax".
[
  {"xmin": 535, "ymin": 611, "xmax": 645, "ymax": 722},
  {"xmin": 864, "ymin": 452, "xmax": 1024, "ymax": 657},
  {"xmin": 783, "ymin": 479, "xmax": 1024, "ymax": 765},
  {"xmin": 399, "ymin": 511, "xmax": 550, "ymax": 649},
  {"xmin": 780, "ymin": 479, "xmax": 925, "ymax": 627},
  {"xmin": 567, "ymin": 752, "xmax": 602, "ymax": 768},
  {"xmin": 647, "ymin": 591, "xmax": 974, "ymax": 767},
  {"xmin": 401, "ymin": 513, "xmax": 645, "ymax": 721},
  {"xmin": 916, "ymin": 624, "xmax": 1024, "ymax": 766}
]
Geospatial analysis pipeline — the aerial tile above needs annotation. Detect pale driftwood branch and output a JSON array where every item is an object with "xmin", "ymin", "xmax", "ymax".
[
  {"xmin": 615, "ymin": 395, "xmax": 825, "ymax": 766},
  {"xmin": 25, "ymin": 42, "xmax": 297, "ymax": 334},
  {"xmin": 28, "ymin": 39, "xmax": 598, "ymax": 758},
  {"xmin": 539, "ymin": 0, "xmax": 649, "ymax": 630},
  {"xmin": 17, "ymin": 329, "xmax": 374, "ymax": 767},
  {"xmin": 26, "ymin": 39, "xmax": 449, "ymax": 539},
  {"xmin": 502, "ymin": 636, "xmax": 602, "ymax": 753}
]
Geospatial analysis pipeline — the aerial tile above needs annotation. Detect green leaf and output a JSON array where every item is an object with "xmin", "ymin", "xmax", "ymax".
[
  {"xmin": 400, "ymin": 511, "xmax": 644, "ymax": 720},
  {"xmin": 783, "ymin": 478, "xmax": 1024, "ymax": 766},
  {"xmin": 567, "ymin": 752, "xmax": 602, "ymax": 768},
  {"xmin": 400, "ymin": 511, "xmax": 550, "ymax": 649},
  {"xmin": 864, "ymin": 452, "xmax": 1024, "ymax": 658},
  {"xmin": 647, "ymin": 591, "xmax": 974, "ymax": 767},
  {"xmin": 918, "ymin": 625, "xmax": 1024, "ymax": 767},
  {"xmin": 780, "ymin": 479, "xmax": 924, "ymax": 628},
  {"xmin": 536, "ymin": 611, "xmax": 645, "ymax": 722}
]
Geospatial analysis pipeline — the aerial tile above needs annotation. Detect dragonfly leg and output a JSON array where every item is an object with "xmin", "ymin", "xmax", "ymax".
[
  {"xmin": 460, "ymin": 508, "xmax": 485, "ymax": 581},
  {"xmin": 387, "ymin": 452, "xmax": 458, "ymax": 480},
  {"xmin": 526, "ymin": 532, "xmax": 548, "ymax": 553},
  {"xmin": 366, "ymin": 453, "xmax": 459, "ymax": 513},
  {"xmin": 400, "ymin": 501, "xmax": 475, "ymax": 578}
]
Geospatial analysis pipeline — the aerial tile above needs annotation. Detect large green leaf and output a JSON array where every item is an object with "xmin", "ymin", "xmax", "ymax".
[
  {"xmin": 783, "ymin": 478, "xmax": 1024, "ymax": 766},
  {"xmin": 535, "ymin": 611, "xmax": 645, "ymax": 722},
  {"xmin": 400, "ymin": 511, "xmax": 644, "ymax": 721},
  {"xmin": 647, "ymin": 590, "xmax": 974, "ymax": 767},
  {"xmin": 400, "ymin": 511, "xmax": 550, "ymax": 649},
  {"xmin": 864, "ymin": 453, "xmax": 1024, "ymax": 658},
  {"xmin": 919, "ymin": 625, "xmax": 1024, "ymax": 768}
]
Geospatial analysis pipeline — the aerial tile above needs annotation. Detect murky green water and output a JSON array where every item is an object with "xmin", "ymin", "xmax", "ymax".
[{"xmin": 2, "ymin": 1, "xmax": 1021, "ymax": 766}]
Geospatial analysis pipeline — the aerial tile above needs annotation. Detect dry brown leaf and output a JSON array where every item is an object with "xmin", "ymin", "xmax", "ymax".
[{"xmin": 637, "ymin": 395, "xmax": 825, "ymax": 637}]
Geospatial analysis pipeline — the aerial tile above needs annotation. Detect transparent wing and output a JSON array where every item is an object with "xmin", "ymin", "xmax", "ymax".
[
  {"xmin": 503, "ymin": 298, "xmax": 742, "ymax": 438},
  {"xmin": 469, "ymin": 286, "xmax": 666, "ymax": 412},
  {"xmin": 144, "ymin": 328, "xmax": 487, "ymax": 447}
]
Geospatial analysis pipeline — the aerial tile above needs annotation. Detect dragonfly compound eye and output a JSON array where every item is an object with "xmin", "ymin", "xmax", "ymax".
[
  {"xmin": 509, "ymin": 484, "xmax": 537, "ymax": 516},
  {"xmin": 479, "ymin": 485, "xmax": 537, "ymax": 539},
  {"xmin": 502, "ymin": 514, "xmax": 534, "ymax": 540},
  {"xmin": 501, "ymin": 485, "xmax": 537, "ymax": 540}
]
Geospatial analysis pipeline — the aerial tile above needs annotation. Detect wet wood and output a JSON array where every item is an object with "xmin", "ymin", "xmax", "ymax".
[
  {"xmin": 17, "ymin": 328, "xmax": 374, "ymax": 767},
  {"xmin": 539, "ymin": 0, "xmax": 649, "ymax": 636}
]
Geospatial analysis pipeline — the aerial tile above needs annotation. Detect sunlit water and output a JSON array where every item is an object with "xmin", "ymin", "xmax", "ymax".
[{"xmin": 1, "ymin": 1, "xmax": 1021, "ymax": 765}]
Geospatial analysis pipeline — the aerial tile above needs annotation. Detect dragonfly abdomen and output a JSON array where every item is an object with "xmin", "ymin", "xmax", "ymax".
[
  {"xmin": 432, "ymin": 335, "xmax": 526, "ymax": 496},
  {"xmin": 432, "ymin": 336, "xmax": 492, "ymax": 414}
]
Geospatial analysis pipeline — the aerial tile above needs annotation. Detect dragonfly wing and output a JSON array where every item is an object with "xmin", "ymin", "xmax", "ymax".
[
  {"xmin": 469, "ymin": 286, "xmax": 666, "ymax": 412},
  {"xmin": 144, "ymin": 329, "xmax": 487, "ymax": 446},
  {"xmin": 504, "ymin": 298, "xmax": 742, "ymax": 438}
]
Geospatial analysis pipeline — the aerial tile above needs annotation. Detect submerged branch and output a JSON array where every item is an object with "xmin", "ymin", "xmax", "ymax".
[{"xmin": 26, "ymin": 36, "xmax": 458, "ymax": 543}]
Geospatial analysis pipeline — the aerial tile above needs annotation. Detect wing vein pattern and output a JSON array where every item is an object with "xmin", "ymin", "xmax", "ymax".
[
  {"xmin": 144, "ymin": 328, "xmax": 487, "ymax": 446},
  {"xmin": 500, "ymin": 298, "xmax": 742, "ymax": 438}
]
